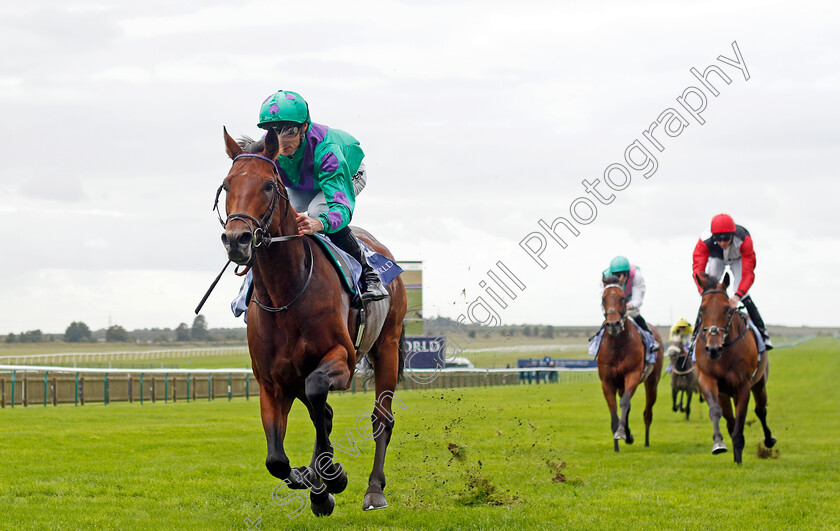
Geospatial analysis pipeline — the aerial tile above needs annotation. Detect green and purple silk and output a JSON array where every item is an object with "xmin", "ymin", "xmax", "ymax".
[{"xmin": 273, "ymin": 122, "xmax": 364, "ymax": 234}]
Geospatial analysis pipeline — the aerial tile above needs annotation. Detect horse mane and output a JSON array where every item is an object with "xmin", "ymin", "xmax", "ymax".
[
  {"xmin": 603, "ymin": 274, "xmax": 620, "ymax": 286},
  {"xmin": 237, "ymin": 134, "xmax": 265, "ymax": 154}
]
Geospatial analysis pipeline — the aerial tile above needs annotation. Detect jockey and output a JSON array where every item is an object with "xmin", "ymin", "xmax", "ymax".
[
  {"xmin": 667, "ymin": 317, "xmax": 694, "ymax": 356},
  {"xmin": 692, "ymin": 213, "xmax": 772, "ymax": 348},
  {"xmin": 602, "ymin": 256, "xmax": 658, "ymax": 353},
  {"xmin": 248, "ymin": 89, "xmax": 387, "ymax": 302}
]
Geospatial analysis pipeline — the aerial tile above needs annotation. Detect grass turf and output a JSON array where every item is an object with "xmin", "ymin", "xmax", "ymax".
[{"xmin": 0, "ymin": 337, "xmax": 837, "ymax": 529}]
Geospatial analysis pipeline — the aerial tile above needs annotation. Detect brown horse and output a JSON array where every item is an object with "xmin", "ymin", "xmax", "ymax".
[
  {"xmin": 667, "ymin": 341, "xmax": 701, "ymax": 420},
  {"xmin": 693, "ymin": 272, "xmax": 775, "ymax": 464},
  {"xmin": 218, "ymin": 127, "xmax": 407, "ymax": 515},
  {"xmin": 597, "ymin": 276, "xmax": 664, "ymax": 452}
]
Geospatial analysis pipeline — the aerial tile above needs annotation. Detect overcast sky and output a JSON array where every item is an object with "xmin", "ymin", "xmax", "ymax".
[{"xmin": 1, "ymin": 0, "xmax": 838, "ymax": 335}]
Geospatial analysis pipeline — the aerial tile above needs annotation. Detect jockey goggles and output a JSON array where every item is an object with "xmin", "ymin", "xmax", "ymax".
[{"xmin": 712, "ymin": 232, "xmax": 734, "ymax": 242}]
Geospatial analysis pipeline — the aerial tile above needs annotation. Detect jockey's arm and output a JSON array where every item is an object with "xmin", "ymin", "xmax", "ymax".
[
  {"xmin": 627, "ymin": 270, "xmax": 645, "ymax": 311},
  {"xmin": 313, "ymin": 147, "xmax": 356, "ymax": 234}
]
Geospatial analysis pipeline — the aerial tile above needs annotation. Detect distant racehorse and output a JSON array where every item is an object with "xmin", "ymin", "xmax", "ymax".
[
  {"xmin": 667, "ymin": 342, "xmax": 701, "ymax": 420},
  {"xmin": 597, "ymin": 276, "xmax": 664, "ymax": 452},
  {"xmin": 693, "ymin": 272, "xmax": 776, "ymax": 464},
  {"xmin": 217, "ymin": 127, "xmax": 408, "ymax": 514}
]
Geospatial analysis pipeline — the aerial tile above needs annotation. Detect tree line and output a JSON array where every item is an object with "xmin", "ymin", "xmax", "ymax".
[{"xmin": 4, "ymin": 315, "xmax": 243, "ymax": 344}]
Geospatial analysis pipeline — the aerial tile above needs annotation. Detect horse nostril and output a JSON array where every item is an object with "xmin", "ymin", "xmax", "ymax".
[
  {"xmin": 220, "ymin": 233, "xmax": 229, "ymax": 246},
  {"xmin": 237, "ymin": 232, "xmax": 253, "ymax": 247}
]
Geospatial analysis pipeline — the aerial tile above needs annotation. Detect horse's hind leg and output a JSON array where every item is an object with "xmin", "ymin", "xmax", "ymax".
[{"xmin": 363, "ymin": 329, "xmax": 404, "ymax": 511}]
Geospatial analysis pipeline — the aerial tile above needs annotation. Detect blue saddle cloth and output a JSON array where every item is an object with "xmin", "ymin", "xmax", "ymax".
[{"xmin": 231, "ymin": 234, "xmax": 403, "ymax": 323}]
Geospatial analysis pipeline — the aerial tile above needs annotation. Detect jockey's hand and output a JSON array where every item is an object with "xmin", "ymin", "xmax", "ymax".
[
  {"xmin": 296, "ymin": 214, "xmax": 324, "ymax": 236},
  {"xmin": 729, "ymin": 295, "xmax": 741, "ymax": 309}
]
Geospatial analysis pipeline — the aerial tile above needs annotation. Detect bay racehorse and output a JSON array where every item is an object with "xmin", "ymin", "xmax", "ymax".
[
  {"xmin": 693, "ymin": 272, "xmax": 775, "ymax": 464},
  {"xmin": 597, "ymin": 276, "xmax": 663, "ymax": 452},
  {"xmin": 667, "ymin": 341, "xmax": 701, "ymax": 420},
  {"xmin": 218, "ymin": 127, "xmax": 407, "ymax": 514}
]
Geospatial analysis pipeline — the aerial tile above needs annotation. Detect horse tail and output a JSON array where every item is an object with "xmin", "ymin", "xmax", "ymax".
[{"xmin": 398, "ymin": 323, "xmax": 406, "ymax": 383}]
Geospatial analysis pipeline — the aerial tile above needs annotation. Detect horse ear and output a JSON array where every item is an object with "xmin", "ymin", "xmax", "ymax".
[
  {"xmin": 722, "ymin": 272, "xmax": 730, "ymax": 289},
  {"xmin": 223, "ymin": 126, "xmax": 242, "ymax": 159},
  {"xmin": 693, "ymin": 272, "xmax": 704, "ymax": 292},
  {"xmin": 264, "ymin": 128, "xmax": 279, "ymax": 160}
]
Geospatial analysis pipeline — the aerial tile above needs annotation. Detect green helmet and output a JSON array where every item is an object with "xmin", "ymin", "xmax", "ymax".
[
  {"xmin": 608, "ymin": 255, "xmax": 631, "ymax": 275},
  {"xmin": 258, "ymin": 90, "xmax": 310, "ymax": 129}
]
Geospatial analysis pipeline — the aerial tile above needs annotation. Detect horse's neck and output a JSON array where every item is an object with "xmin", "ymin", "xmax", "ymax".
[
  {"xmin": 603, "ymin": 322, "xmax": 636, "ymax": 350},
  {"xmin": 252, "ymin": 237, "xmax": 310, "ymax": 301}
]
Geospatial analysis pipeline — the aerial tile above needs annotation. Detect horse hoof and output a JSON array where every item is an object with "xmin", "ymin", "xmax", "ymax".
[
  {"xmin": 287, "ymin": 466, "xmax": 316, "ymax": 490},
  {"xmin": 613, "ymin": 428, "xmax": 626, "ymax": 440},
  {"xmin": 324, "ymin": 468, "xmax": 348, "ymax": 494},
  {"xmin": 712, "ymin": 442, "xmax": 728, "ymax": 454},
  {"xmin": 311, "ymin": 492, "xmax": 335, "ymax": 517},
  {"xmin": 765, "ymin": 437, "xmax": 777, "ymax": 448},
  {"xmin": 625, "ymin": 434, "xmax": 635, "ymax": 445},
  {"xmin": 672, "ymin": 405, "xmax": 679, "ymax": 412},
  {"xmin": 363, "ymin": 491, "xmax": 388, "ymax": 511}
]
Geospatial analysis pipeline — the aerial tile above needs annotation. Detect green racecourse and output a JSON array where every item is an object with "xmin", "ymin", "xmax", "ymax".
[{"xmin": 1, "ymin": 337, "xmax": 838, "ymax": 530}]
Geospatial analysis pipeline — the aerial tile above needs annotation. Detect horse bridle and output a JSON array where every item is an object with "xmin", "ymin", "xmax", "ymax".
[
  {"xmin": 602, "ymin": 283, "xmax": 626, "ymax": 332},
  {"xmin": 698, "ymin": 289, "xmax": 747, "ymax": 347},
  {"xmin": 213, "ymin": 154, "xmax": 301, "ymax": 247},
  {"xmin": 212, "ymin": 153, "xmax": 313, "ymax": 313}
]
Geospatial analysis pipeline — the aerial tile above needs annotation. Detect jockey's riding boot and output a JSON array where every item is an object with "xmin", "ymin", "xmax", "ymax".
[
  {"xmin": 327, "ymin": 227, "xmax": 389, "ymax": 302},
  {"xmin": 633, "ymin": 314, "xmax": 660, "ymax": 352},
  {"xmin": 742, "ymin": 296, "xmax": 772, "ymax": 349}
]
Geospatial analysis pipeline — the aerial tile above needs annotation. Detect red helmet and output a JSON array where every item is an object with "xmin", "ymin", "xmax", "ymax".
[{"xmin": 710, "ymin": 213, "xmax": 736, "ymax": 234}]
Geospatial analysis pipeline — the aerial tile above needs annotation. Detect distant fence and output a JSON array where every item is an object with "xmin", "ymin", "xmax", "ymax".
[
  {"xmin": 0, "ymin": 347, "xmax": 249, "ymax": 366},
  {"xmin": 0, "ymin": 365, "xmax": 597, "ymax": 408}
]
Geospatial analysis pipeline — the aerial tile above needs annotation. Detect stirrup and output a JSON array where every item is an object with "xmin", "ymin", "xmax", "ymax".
[
  {"xmin": 361, "ymin": 275, "xmax": 389, "ymax": 302},
  {"xmin": 763, "ymin": 337, "xmax": 774, "ymax": 350}
]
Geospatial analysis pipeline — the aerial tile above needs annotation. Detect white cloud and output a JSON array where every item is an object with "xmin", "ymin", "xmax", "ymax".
[{"xmin": 1, "ymin": 0, "xmax": 839, "ymax": 334}]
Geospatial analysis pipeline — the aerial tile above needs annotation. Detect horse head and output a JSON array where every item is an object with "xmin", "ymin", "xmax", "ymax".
[
  {"xmin": 217, "ymin": 127, "xmax": 292, "ymax": 266},
  {"xmin": 695, "ymin": 271, "xmax": 733, "ymax": 360},
  {"xmin": 601, "ymin": 275, "xmax": 627, "ymax": 337}
]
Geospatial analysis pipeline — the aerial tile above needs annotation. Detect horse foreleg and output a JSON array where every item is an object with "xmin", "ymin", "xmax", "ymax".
[
  {"xmin": 699, "ymin": 374, "xmax": 727, "ymax": 454},
  {"xmin": 601, "ymin": 380, "xmax": 620, "ymax": 452},
  {"xmin": 259, "ymin": 383, "xmax": 295, "ymax": 481},
  {"xmin": 685, "ymin": 389, "xmax": 692, "ymax": 421},
  {"xmin": 304, "ymin": 346, "xmax": 352, "ymax": 516},
  {"xmin": 719, "ymin": 393, "xmax": 735, "ymax": 437},
  {"xmin": 618, "ymin": 373, "xmax": 642, "ymax": 446},
  {"xmin": 731, "ymin": 382, "xmax": 752, "ymax": 465},
  {"xmin": 643, "ymin": 372, "xmax": 658, "ymax": 447},
  {"xmin": 672, "ymin": 385, "xmax": 680, "ymax": 412}
]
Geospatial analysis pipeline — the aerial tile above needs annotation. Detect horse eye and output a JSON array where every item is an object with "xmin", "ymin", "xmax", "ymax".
[{"xmin": 263, "ymin": 182, "xmax": 274, "ymax": 193}]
